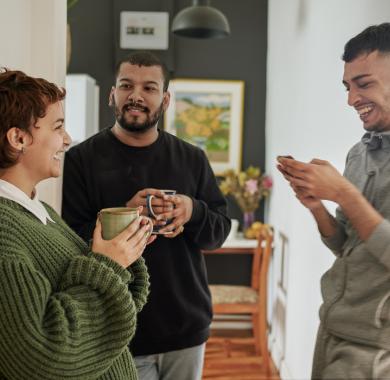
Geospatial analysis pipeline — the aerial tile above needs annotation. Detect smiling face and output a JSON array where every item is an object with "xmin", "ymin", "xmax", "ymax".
[
  {"xmin": 110, "ymin": 63, "xmax": 170, "ymax": 133},
  {"xmin": 343, "ymin": 50, "xmax": 390, "ymax": 132},
  {"xmin": 22, "ymin": 101, "xmax": 71, "ymax": 182}
]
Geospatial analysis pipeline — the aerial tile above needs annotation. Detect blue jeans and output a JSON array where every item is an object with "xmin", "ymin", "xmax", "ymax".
[{"xmin": 134, "ymin": 343, "xmax": 206, "ymax": 380}]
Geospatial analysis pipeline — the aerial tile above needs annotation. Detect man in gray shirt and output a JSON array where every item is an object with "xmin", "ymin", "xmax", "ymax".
[{"xmin": 278, "ymin": 23, "xmax": 390, "ymax": 379}]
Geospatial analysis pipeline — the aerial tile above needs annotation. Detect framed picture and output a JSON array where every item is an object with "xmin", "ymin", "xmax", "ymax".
[
  {"xmin": 165, "ymin": 79, "xmax": 244, "ymax": 174},
  {"xmin": 120, "ymin": 12, "xmax": 169, "ymax": 50}
]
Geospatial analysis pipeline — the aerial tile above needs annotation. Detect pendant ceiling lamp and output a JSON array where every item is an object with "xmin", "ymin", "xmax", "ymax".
[{"xmin": 172, "ymin": 0, "xmax": 230, "ymax": 39}]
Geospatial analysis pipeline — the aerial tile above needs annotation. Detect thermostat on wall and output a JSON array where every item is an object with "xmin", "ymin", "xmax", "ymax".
[{"xmin": 120, "ymin": 11, "xmax": 169, "ymax": 50}]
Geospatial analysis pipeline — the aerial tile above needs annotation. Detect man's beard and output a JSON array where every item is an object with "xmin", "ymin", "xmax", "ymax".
[{"xmin": 113, "ymin": 98, "xmax": 164, "ymax": 134}]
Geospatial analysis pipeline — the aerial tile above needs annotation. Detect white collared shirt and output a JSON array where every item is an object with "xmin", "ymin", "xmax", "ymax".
[{"xmin": 0, "ymin": 179, "xmax": 55, "ymax": 225}]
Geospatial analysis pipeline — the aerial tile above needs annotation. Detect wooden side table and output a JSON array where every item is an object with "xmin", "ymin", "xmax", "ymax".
[{"xmin": 203, "ymin": 236, "xmax": 258, "ymax": 254}]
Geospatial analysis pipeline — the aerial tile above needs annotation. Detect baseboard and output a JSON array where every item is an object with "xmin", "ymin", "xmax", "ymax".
[
  {"xmin": 279, "ymin": 360, "xmax": 293, "ymax": 380},
  {"xmin": 269, "ymin": 338, "xmax": 293, "ymax": 380}
]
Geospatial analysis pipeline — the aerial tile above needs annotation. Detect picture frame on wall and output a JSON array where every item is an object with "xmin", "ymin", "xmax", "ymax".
[
  {"xmin": 164, "ymin": 79, "xmax": 244, "ymax": 174},
  {"xmin": 120, "ymin": 11, "xmax": 169, "ymax": 50}
]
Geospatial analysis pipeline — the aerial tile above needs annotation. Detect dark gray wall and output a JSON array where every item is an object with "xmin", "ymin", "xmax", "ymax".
[{"xmin": 68, "ymin": 0, "xmax": 268, "ymax": 284}]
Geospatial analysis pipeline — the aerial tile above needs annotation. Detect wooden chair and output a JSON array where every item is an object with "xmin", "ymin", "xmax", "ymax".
[{"xmin": 204, "ymin": 225, "xmax": 273, "ymax": 375}]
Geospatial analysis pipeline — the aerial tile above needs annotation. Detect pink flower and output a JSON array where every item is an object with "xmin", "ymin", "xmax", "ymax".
[
  {"xmin": 262, "ymin": 176, "xmax": 273, "ymax": 189},
  {"xmin": 245, "ymin": 179, "xmax": 258, "ymax": 195}
]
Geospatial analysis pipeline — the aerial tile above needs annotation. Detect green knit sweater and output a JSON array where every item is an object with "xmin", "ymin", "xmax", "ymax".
[{"xmin": 0, "ymin": 197, "xmax": 149, "ymax": 380}]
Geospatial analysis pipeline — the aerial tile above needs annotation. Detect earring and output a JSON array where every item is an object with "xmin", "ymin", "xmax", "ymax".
[{"xmin": 20, "ymin": 146, "xmax": 26, "ymax": 154}]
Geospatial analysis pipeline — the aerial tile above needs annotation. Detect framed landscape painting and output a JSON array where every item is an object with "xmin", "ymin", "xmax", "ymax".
[{"xmin": 164, "ymin": 79, "xmax": 244, "ymax": 174}]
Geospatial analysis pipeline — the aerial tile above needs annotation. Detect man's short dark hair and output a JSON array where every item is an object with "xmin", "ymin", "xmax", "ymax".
[
  {"xmin": 343, "ymin": 22, "xmax": 390, "ymax": 62},
  {"xmin": 115, "ymin": 51, "xmax": 170, "ymax": 91}
]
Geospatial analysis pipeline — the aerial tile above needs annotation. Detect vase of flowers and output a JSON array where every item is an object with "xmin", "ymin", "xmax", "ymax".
[
  {"xmin": 219, "ymin": 166, "xmax": 272, "ymax": 233},
  {"xmin": 243, "ymin": 210, "xmax": 256, "ymax": 231}
]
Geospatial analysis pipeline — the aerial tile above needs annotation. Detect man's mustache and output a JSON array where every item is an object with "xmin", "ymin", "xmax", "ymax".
[{"xmin": 122, "ymin": 101, "xmax": 149, "ymax": 113}]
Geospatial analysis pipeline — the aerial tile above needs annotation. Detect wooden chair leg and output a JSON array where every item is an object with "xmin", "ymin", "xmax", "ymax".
[
  {"xmin": 253, "ymin": 312, "xmax": 271, "ymax": 375},
  {"xmin": 252, "ymin": 313, "xmax": 261, "ymax": 355},
  {"xmin": 225, "ymin": 338, "xmax": 232, "ymax": 357}
]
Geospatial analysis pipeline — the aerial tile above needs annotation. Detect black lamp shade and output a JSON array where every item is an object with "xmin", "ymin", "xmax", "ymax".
[{"xmin": 172, "ymin": 3, "xmax": 230, "ymax": 39}]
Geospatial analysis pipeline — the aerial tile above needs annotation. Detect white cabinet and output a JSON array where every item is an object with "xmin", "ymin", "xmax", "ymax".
[{"xmin": 65, "ymin": 74, "xmax": 99, "ymax": 145}]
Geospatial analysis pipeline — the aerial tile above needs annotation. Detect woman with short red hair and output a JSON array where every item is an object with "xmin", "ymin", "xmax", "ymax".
[{"xmin": 0, "ymin": 69, "xmax": 152, "ymax": 380}]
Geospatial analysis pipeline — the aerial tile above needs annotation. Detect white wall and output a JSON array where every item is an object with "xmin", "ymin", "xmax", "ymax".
[
  {"xmin": 0, "ymin": 0, "xmax": 67, "ymax": 212},
  {"xmin": 266, "ymin": 1, "xmax": 390, "ymax": 379}
]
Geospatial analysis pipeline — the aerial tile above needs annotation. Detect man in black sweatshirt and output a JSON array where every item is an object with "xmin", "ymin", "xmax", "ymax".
[{"xmin": 62, "ymin": 51, "xmax": 231, "ymax": 380}]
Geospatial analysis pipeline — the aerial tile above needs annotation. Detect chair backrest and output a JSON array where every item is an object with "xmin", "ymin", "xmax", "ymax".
[{"xmin": 251, "ymin": 225, "xmax": 273, "ymax": 298}]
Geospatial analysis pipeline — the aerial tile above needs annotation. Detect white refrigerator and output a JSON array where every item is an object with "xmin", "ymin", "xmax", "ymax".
[{"xmin": 65, "ymin": 74, "xmax": 100, "ymax": 145}]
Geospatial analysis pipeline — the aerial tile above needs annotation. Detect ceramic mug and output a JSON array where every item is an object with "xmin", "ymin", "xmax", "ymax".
[
  {"xmin": 146, "ymin": 190, "xmax": 176, "ymax": 234},
  {"xmin": 99, "ymin": 207, "xmax": 151, "ymax": 240}
]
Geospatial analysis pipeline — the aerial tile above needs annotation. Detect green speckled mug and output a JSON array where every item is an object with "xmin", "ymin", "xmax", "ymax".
[{"xmin": 99, "ymin": 207, "xmax": 139, "ymax": 240}]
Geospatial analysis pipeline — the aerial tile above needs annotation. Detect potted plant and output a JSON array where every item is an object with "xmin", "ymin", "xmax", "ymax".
[{"xmin": 67, "ymin": 0, "xmax": 79, "ymax": 69}]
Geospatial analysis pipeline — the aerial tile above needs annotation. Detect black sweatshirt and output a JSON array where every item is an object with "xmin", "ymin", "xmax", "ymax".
[{"xmin": 62, "ymin": 128, "xmax": 231, "ymax": 355}]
